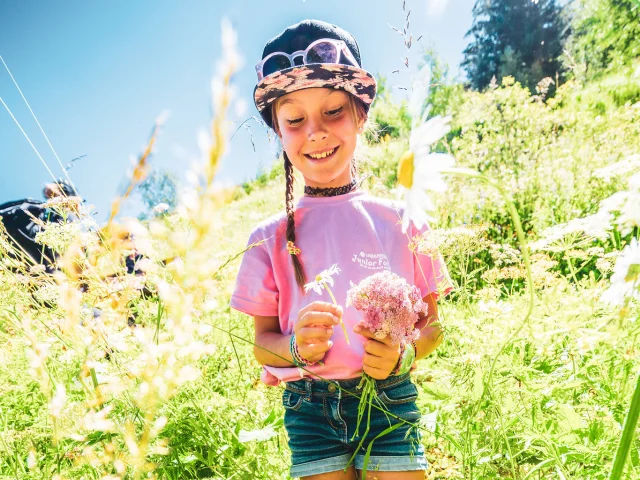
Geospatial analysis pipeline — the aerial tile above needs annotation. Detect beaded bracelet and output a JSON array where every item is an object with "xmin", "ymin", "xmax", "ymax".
[
  {"xmin": 290, "ymin": 334, "xmax": 316, "ymax": 367},
  {"xmin": 390, "ymin": 341, "xmax": 407, "ymax": 376}
]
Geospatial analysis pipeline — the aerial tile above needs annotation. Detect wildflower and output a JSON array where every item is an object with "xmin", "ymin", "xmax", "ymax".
[
  {"xmin": 49, "ymin": 383, "xmax": 67, "ymax": 419},
  {"xmin": 397, "ymin": 115, "xmax": 456, "ymax": 233},
  {"xmin": 347, "ymin": 271, "xmax": 426, "ymax": 345},
  {"xmin": 152, "ymin": 203, "xmax": 170, "ymax": 215},
  {"xmin": 305, "ymin": 264, "xmax": 340, "ymax": 294},
  {"xmin": 601, "ymin": 238, "xmax": 640, "ymax": 305},
  {"xmin": 78, "ymin": 406, "xmax": 116, "ymax": 432},
  {"xmin": 238, "ymin": 425, "xmax": 278, "ymax": 443},
  {"xmin": 594, "ymin": 154, "xmax": 640, "ymax": 181},
  {"xmin": 599, "ymin": 172, "xmax": 640, "ymax": 235},
  {"xmin": 305, "ymin": 264, "xmax": 349, "ymax": 343},
  {"xmin": 27, "ymin": 449, "xmax": 37, "ymax": 470},
  {"xmin": 529, "ymin": 211, "xmax": 613, "ymax": 252},
  {"xmin": 477, "ymin": 300, "xmax": 514, "ymax": 316}
]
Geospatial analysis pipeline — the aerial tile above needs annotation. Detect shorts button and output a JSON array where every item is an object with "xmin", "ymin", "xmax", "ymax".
[{"xmin": 328, "ymin": 384, "xmax": 337, "ymax": 393}]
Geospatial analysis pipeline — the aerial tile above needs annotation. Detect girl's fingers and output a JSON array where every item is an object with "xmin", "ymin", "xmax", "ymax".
[
  {"xmin": 362, "ymin": 339, "xmax": 390, "ymax": 357},
  {"xmin": 298, "ymin": 302, "xmax": 343, "ymax": 321},
  {"xmin": 298, "ymin": 311, "xmax": 340, "ymax": 329},
  {"xmin": 362, "ymin": 352, "xmax": 395, "ymax": 372},
  {"xmin": 297, "ymin": 327, "xmax": 334, "ymax": 343},
  {"xmin": 300, "ymin": 341, "xmax": 333, "ymax": 360}
]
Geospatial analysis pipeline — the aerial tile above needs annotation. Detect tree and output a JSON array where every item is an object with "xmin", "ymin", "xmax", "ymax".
[
  {"xmin": 135, "ymin": 169, "xmax": 178, "ymax": 220},
  {"xmin": 564, "ymin": 0, "xmax": 640, "ymax": 78},
  {"xmin": 364, "ymin": 75, "xmax": 412, "ymax": 144},
  {"xmin": 418, "ymin": 46, "xmax": 465, "ymax": 119},
  {"xmin": 462, "ymin": 0, "xmax": 569, "ymax": 92}
]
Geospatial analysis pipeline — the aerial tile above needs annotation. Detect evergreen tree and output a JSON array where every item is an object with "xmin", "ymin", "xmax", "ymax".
[{"xmin": 462, "ymin": 0, "xmax": 568, "ymax": 91}]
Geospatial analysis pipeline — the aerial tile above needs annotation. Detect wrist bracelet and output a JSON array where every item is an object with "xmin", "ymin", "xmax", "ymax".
[
  {"xmin": 290, "ymin": 334, "xmax": 316, "ymax": 367},
  {"xmin": 391, "ymin": 341, "xmax": 407, "ymax": 376},
  {"xmin": 392, "ymin": 341, "xmax": 416, "ymax": 376}
]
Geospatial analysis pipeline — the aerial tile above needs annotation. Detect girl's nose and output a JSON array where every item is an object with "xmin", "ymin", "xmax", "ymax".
[{"xmin": 307, "ymin": 118, "xmax": 328, "ymax": 142}]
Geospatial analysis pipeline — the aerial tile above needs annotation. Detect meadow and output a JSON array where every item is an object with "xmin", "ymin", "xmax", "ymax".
[{"xmin": 0, "ymin": 22, "xmax": 639, "ymax": 480}]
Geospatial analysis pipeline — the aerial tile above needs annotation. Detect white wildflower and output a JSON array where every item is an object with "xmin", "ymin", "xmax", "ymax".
[
  {"xmin": 599, "ymin": 171, "xmax": 640, "ymax": 235},
  {"xmin": 238, "ymin": 425, "xmax": 277, "ymax": 443},
  {"xmin": 530, "ymin": 211, "xmax": 613, "ymax": 251},
  {"xmin": 80, "ymin": 406, "xmax": 116, "ymax": 432},
  {"xmin": 27, "ymin": 449, "xmax": 37, "ymax": 470},
  {"xmin": 594, "ymin": 154, "xmax": 640, "ymax": 180},
  {"xmin": 397, "ymin": 115, "xmax": 455, "ymax": 233},
  {"xmin": 304, "ymin": 263, "xmax": 349, "ymax": 343},
  {"xmin": 601, "ymin": 238, "xmax": 640, "ymax": 305},
  {"xmin": 49, "ymin": 383, "xmax": 67, "ymax": 419},
  {"xmin": 422, "ymin": 410, "xmax": 438, "ymax": 433},
  {"xmin": 304, "ymin": 264, "xmax": 340, "ymax": 294},
  {"xmin": 477, "ymin": 300, "xmax": 514, "ymax": 316},
  {"xmin": 152, "ymin": 203, "xmax": 170, "ymax": 214}
]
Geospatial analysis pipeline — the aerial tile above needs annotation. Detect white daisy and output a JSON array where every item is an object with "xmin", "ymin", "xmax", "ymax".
[
  {"xmin": 398, "ymin": 115, "xmax": 456, "ymax": 233},
  {"xmin": 601, "ymin": 238, "xmax": 640, "ymax": 305},
  {"xmin": 304, "ymin": 264, "xmax": 349, "ymax": 344},
  {"xmin": 152, "ymin": 202, "xmax": 170, "ymax": 214},
  {"xmin": 304, "ymin": 264, "xmax": 341, "ymax": 294}
]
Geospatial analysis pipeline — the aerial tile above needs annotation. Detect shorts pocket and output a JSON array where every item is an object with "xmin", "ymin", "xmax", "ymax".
[
  {"xmin": 377, "ymin": 378, "xmax": 419, "ymax": 405},
  {"xmin": 282, "ymin": 389, "xmax": 305, "ymax": 411}
]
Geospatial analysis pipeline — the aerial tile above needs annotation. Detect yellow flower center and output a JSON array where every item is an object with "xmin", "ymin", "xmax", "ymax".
[
  {"xmin": 315, "ymin": 275, "xmax": 323, "ymax": 282},
  {"xmin": 397, "ymin": 151, "xmax": 414, "ymax": 189}
]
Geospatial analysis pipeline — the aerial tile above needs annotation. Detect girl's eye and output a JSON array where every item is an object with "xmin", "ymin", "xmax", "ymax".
[
  {"xmin": 327, "ymin": 107, "xmax": 343, "ymax": 116},
  {"xmin": 287, "ymin": 117, "xmax": 303, "ymax": 125}
]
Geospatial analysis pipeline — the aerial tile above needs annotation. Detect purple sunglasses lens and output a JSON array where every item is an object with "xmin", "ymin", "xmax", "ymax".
[
  {"xmin": 262, "ymin": 54, "xmax": 293, "ymax": 77},
  {"xmin": 307, "ymin": 41, "xmax": 338, "ymax": 63}
]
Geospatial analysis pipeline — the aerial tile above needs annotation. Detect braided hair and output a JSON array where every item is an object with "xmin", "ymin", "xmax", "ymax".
[{"xmin": 272, "ymin": 94, "xmax": 368, "ymax": 291}]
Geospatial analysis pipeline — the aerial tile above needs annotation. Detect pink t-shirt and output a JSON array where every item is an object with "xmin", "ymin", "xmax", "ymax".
[{"xmin": 230, "ymin": 190, "xmax": 452, "ymax": 386}]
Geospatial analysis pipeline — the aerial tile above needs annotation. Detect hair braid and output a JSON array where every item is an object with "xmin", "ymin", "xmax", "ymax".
[{"xmin": 284, "ymin": 152, "xmax": 307, "ymax": 290}]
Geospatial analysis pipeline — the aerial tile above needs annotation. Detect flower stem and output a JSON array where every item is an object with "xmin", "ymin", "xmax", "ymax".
[
  {"xmin": 324, "ymin": 283, "xmax": 350, "ymax": 344},
  {"xmin": 608, "ymin": 372, "xmax": 640, "ymax": 480}
]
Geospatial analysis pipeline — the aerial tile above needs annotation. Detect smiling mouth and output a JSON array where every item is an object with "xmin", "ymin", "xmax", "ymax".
[{"xmin": 304, "ymin": 146, "xmax": 338, "ymax": 160}]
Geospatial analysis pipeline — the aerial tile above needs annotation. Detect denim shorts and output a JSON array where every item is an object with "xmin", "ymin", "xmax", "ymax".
[{"xmin": 282, "ymin": 372, "xmax": 428, "ymax": 478}]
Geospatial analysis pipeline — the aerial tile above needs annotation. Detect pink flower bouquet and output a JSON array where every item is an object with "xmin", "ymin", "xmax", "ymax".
[
  {"xmin": 347, "ymin": 271, "xmax": 426, "ymax": 345},
  {"xmin": 345, "ymin": 271, "xmax": 427, "ymax": 462}
]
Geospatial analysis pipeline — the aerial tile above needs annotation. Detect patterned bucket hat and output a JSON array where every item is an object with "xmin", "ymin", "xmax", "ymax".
[{"xmin": 254, "ymin": 19, "xmax": 377, "ymax": 130}]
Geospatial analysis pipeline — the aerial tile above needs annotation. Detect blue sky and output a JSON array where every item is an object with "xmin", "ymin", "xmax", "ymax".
[{"xmin": 0, "ymin": 0, "xmax": 473, "ymax": 220}]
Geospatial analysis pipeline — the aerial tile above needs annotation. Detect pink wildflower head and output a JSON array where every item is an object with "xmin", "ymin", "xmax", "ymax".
[{"xmin": 346, "ymin": 271, "xmax": 427, "ymax": 344}]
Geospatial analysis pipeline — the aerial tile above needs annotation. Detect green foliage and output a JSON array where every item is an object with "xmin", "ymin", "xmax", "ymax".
[
  {"xmin": 563, "ymin": 0, "xmax": 640, "ymax": 79},
  {"xmin": 364, "ymin": 75, "xmax": 412, "ymax": 143},
  {"xmin": 419, "ymin": 46, "xmax": 466, "ymax": 119},
  {"xmin": 462, "ymin": 0, "xmax": 568, "ymax": 92}
]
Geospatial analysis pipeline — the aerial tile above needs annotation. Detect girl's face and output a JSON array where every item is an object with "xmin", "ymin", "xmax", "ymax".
[{"xmin": 274, "ymin": 88, "xmax": 364, "ymax": 188}]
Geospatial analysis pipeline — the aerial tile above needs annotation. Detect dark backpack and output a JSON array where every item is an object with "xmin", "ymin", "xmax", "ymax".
[{"xmin": 0, "ymin": 198, "xmax": 63, "ymax": 270}]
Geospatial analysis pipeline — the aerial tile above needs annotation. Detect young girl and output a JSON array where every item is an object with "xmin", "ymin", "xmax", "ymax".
[{"xmin": 231, "ymin": 19, "xmax": 451, "ymax": 480}]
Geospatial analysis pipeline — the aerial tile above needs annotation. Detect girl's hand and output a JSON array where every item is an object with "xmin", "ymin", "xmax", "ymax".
[
  {"xmin": 354, "ymin": 324, "xmax": 401, "ymax": 380},
  {"xmin": 294, "ymin": 301, "xmax": 342, "ymax": 364}
]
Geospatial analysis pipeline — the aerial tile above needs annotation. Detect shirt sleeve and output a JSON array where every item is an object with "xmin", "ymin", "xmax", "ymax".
[
  {"xmin": 229, "ymin": 227, "xmax": 279, "ymax": 317},
  {"xmin": 411, "ymin": 220, "xmax": 454, "ymax": 299}
]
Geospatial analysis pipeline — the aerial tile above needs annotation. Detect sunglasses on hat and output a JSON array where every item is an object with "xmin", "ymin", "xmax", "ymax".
[{"xmin": 255, "ymin": 38, "xmax": 359, "ymax": 80}]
